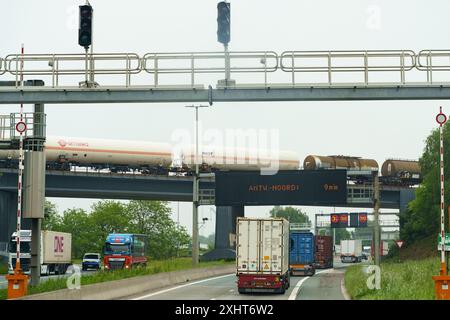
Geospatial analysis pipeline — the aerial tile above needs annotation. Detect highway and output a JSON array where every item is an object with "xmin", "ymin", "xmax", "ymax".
[{"xmin": 127, "ymin": 258, "xmax": 359, "ymax": 300}]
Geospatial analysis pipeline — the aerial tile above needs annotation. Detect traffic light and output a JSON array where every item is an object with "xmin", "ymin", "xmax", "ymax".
[
  {"xmin": 217, "ymin": 1, "xmax": 230, "ymax": 45},
  {"xmin": 339, "ymin": 213, "xmax": 349, "ymax": 228},
  {"xmin": 78, "ymin": 5, "xmax": 93, "ymax": 49},
  {"xmin": 330, "ymin": 214, "xmax": 340, "ymax": 228},
  {"xmin": 358, "ymin": 213, "xmax": 368, "ymax": 227},
  {"xmin": 349, "ymin": 213, "xmax": 359, "ymax": 227}
]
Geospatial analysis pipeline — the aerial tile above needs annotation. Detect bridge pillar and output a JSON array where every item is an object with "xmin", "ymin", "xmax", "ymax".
[
  {"xmin": 399, "ymin": 188, "xmax": 416, "ymax": 213},
  {"xmin": 23, "ymin": 95, "xmax": 46, "ymax": 286},
  {"xmin": 201, "ymin": 205, "xmax": 244, "ymax": 261}
]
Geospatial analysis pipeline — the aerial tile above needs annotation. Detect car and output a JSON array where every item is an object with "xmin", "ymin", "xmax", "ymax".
[
  {"xmin": 361, "ymin": 251, "xmax": 370, "ymax": 260},
  {"xmin": 82, "ymin": 253, "xmax": 101, "ymax": 271}
]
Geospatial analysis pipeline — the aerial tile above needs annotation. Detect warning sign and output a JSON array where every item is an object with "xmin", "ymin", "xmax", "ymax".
[{"xmin": 264, "ymin": 264, "xmax": 269, "ymax": 269}]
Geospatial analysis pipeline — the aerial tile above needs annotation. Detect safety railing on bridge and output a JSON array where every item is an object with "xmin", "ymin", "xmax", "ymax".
[
  {"xmin": 416, "ymin": 50, "xmax": 450, "ymax": 83},
  {"xmin": 0, "ymin": 113, "xmax": 46, "ymax": 142},
  {"xmin": 4, "ymin": 53, "xmax": 141, "ymax": 88},
  {"xmin": 347, "ymin": 183, "xmax": 374, "ymax": 204},
  {"xmin": 280, "ymin": 50, "xmax": 416, "ymax": 86},
  {"xmin": 2, "ymin": 49, "xmax": 450, "ymax": 88},
  {"xmin": 143, "ymin": 51, "xmax": 278, "ymax": 87}
]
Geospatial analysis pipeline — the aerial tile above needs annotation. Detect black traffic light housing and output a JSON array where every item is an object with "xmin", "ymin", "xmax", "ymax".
[
  {"xmin": 217, "ymin": 1, "xmax": 230, "ymax": 45},
  {"xmin": 78, "ymin": 5, "xmax": 93, "ymax": 49}
]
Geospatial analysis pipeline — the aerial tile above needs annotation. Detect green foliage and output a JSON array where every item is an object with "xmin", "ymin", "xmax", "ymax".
[
  {"xmin": 345, "ymin": 258, "xmax": 438, "ymax": 300},
  {"xmin": 41, "ymin": 199, "xmax": 191, "ymax": 260},
  {"xmin": 269, "ymin": 206, "xmax": 310, "ymax": 223},
  {"xmin": 401, "ymin": 123, "xmax": 450, "ymax": 243}
]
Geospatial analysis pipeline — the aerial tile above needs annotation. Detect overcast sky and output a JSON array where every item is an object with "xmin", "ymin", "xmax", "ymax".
[{"xmin": 4, "ymin": 0, "xmax": 450, "ymax": 236}]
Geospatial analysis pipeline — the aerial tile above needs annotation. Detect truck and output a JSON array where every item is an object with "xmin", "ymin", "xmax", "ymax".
[
  {"xmin": 314, "ymin": 235, "xmax": 333, "ymax": 269},
  {"xmin": 103, "ymin": 233, "xmax": 148, "ymax": 270},
  {"xmin": 236, "ymin": 217, "xmax": 290, "ymax": 294},
  {"xmin": 289, "ymin": 231, "xmax": 315, "ymax": 276},
  {"xmin": 8, "ymin": 230, "xmax": 72, "ymax": 275},
  {"xmin": 340, "ymin": 239, "xmax": 362, "ymax": 263}
]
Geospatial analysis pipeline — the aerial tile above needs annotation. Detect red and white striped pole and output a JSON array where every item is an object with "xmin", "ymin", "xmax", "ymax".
[
  {"xmin": 436, "ymin": 106, "xmax": 447, "ymax": 275},
  {"xmin": 14, "ymin": 44, "xmax": 26, "ymax": 273}
]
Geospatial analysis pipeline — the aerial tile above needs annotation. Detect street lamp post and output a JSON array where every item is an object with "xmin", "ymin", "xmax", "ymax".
[{"xmin": 186, "ymin": 105, "xmax": 209, "ymax": 266}]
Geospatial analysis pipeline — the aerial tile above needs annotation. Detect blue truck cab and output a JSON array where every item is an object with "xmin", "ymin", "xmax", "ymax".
[{"xmin": 289, "ymin": 231, "xmax": 316, "ymax": 276}]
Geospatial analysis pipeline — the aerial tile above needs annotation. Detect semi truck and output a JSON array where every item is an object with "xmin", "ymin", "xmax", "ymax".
[
  {"xmin": 340, "ymin": 239, "xmax": 363, "ymax": 263},
  {"xmin": 289, "ymin": 231, "xmax": 315, "ymax": 276},
  {"xmin": 8, "ymin": 230, "xmax": 72, "ymax": 275},
  {"xmin": 236, "ymin": 217, "xmax": 290, "ymax": 294},
  {"xmin": 314, "ymin": 235, "xmax": 333, "ymax": 269},
  {"xmin": 103, "ymin": 233, "xmax": 148, "ymax": 270}
]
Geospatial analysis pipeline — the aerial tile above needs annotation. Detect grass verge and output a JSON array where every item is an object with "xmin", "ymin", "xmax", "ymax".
[
  {"xmin": 0, "ymin": 257, "xmax": 232, "ymax": 300},
  {"xmin": 344, "ymin": 257, "xmax": 439, "ymax": 300}
]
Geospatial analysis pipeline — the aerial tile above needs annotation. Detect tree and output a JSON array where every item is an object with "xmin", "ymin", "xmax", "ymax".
[
  {"xmin": 42, "ymin": 200, "xmax": 62, "ymax": 230},
  {"xmin": 125, "ymin": 200, "xmax": 190, "ymax": 259},
  {"xmin": 401, "ymin": 123, "xmax": 450, "ymax": 243},
  {"xmin": 269, "ymin": 206, "xmax": 310, "ymax": 223},
  {"xmin": 58, "ymin": 208, "xmax": 91, "ymax": 259}
]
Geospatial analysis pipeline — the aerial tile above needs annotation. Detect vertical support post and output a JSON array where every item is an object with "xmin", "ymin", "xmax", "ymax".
[
  {"xmin": 333, "ymin": 227, "xmax": 336, "ymax": 254},
  {"xmin": 373, "ymin": 172, "xmax": 381, "ymax": 266},
  {"xmin": 192, "ymin": 106, "xmax": 199, "ymax": 266},
  {"xmin": 224, "ymin": 44, "xmax": 230, "ymax": 83},
  {"xmin": 24, "ymin": 101, "xmax": 46, "ymax": 286}
]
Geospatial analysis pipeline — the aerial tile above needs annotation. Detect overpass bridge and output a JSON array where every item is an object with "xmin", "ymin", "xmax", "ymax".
[{"xmin": 0, "ymin": 168, "xmax": 416, "ymax": 259}]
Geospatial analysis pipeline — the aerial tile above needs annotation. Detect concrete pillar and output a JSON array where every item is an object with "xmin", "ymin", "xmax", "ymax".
[
  {"xmin": 201, "ymin": 205, "xmax": 244, "ymax": 261},
  {"xmin": 23, "ymin": 101, "xmax": 45, "ymax": 286}
]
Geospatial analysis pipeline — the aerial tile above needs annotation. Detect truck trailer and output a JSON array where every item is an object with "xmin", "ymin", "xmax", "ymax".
[
  {"xmin": 103, "ymin": 233, "xmax": 148, "ymax": 270},
  {"xmin": 340, "ymin": 239, "xmax": 362, "ymax": 263},
  {"xmin": 289, "ymin": 231, "xmax": 315, "ymax": 276},
  {"xmin": 8, "ymin": 230, "xmax": 72, "ymax": 275},
  {"xmin": 314, "ymin": 235, "xmax": 333, "ymax": 269},
  {"xmin": 236, "ymin": 217, "xmax": 290, "ymax": 294}
]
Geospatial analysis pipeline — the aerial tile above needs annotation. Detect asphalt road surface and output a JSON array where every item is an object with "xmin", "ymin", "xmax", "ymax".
[{"xmin": 127, "ymin": 258, "xmax": 360, "ymax": 300}]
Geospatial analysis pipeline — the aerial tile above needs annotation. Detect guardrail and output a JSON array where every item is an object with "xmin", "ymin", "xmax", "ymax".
[
  {"xmin": 280, "ymin": 50, "xmax": 416, "ymax": 85},
  {"xmin": 4, "ymin": 53, "xmax": 141, "ymax": 87},
  {"xmin": 143, "ymin": 51, "xmax": 278, "ymax": 87},
  {"xmin": 1, "ymin": 49, "xmax": 450, "ymax": 88}
]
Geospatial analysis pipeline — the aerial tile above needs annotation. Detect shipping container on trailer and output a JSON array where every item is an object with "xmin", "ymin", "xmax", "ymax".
[
  {"xmin": 340, "ymin": 240, "xmax": 362, "ymax": 263},
  {"xmin": 314, "ymin": 235, "xmax": 333, "ymax": 269},
  {"xmin": 236, "ymin": 217, "xmax": 290, "ymax": 294},
  {"xmin": 8, "ymin": 230, "xmax": 72, "ymax": 275},
  {"xmin": 289, "ymin": 231, "xmax": 316, "ymax": 276}
]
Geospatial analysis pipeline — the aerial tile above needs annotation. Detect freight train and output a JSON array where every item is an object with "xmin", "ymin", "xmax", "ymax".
[
  {"xmin": 0, "ymin": 137, "xmax": 422, "ymax": 185},
  {"xmin": 0, "ymin": 136, "xmax": 300, "ymax": 174},
  {"xmin": 303, "ymin": 155, "xmax": 421, "ymax": 185}
]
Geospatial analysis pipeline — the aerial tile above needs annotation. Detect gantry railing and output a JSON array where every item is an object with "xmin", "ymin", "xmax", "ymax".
[{"xmin": 2, "ymin": 49, "xmax": 450, "ymax": 88}]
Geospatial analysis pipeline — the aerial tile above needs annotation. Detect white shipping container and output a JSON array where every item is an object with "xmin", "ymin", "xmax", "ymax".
[
  {"xmin": 41, "ymin": 230, "xmax": 72, "ymax": 264},
  {"xmin": 236, "ymin": 217, "xmax": 289, "ymax": 275},
  {"xmin": 340, "ymin": 240, "xmax": 362, "ymax": 257}
]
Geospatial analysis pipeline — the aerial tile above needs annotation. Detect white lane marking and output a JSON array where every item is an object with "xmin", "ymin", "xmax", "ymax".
[
  {"xmin": 131, "ymin": 273, "xmax": 235, "ymax": 300},
  {"xmin": 288, "ymin": 269, "xmax": 330, "ymax": 300}
]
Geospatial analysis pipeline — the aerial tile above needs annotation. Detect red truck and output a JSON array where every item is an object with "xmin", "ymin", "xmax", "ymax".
[
  {"xmin": 314, "ymin": 235, "xmax": 333, "ymax": 269},
  {"xmin": 103, "ymin": 233, "xmax": 148, "ymax": 270}
]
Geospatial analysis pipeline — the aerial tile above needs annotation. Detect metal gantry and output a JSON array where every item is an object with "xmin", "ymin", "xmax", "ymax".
[{"xmin": 2, "ymin": 49, "xmax": 450, "ymax": 104}]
